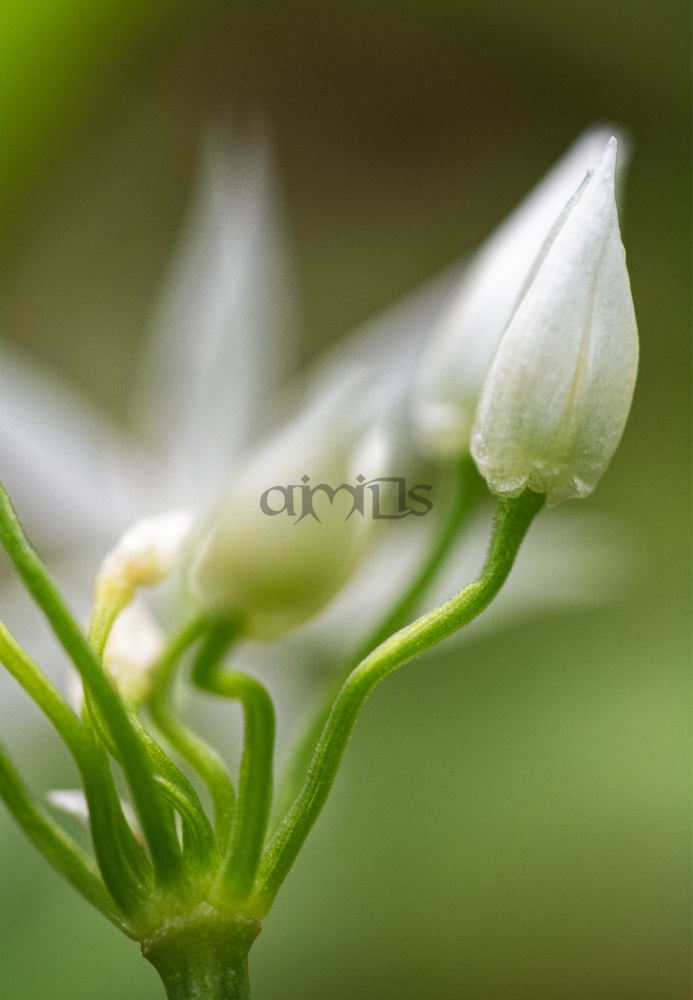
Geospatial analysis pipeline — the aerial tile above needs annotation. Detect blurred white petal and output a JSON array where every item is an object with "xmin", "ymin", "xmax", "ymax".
[
  {"xmin": 103, "ymin": 601, "xmax": 165, "ymax": 707},
  {"xmin": 293, "ymin": 259, "xmax": 469, "ymax": 489},
  {"xmin": 311, "ymin": 262, "xmax": 466, "ymax": 425},
  {"xmin": 0, "ymin": 339, "xmax": 130, "ymax": 548},
  {"xmin": 47, "ymin": 789, "xmax": 90, "ymax": 825},
  {"xmin": 130, "ymin": 124, "xmax": 296, "ymax": 507}
]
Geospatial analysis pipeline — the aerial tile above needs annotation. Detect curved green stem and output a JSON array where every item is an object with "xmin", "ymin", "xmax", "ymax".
[
  {"xmin": 272, "ymin": 454, "xmax": 485, "ymax": 830},
  {"xmin": 82, "ymin": 687, "xmax": 217, "ymax": 876},
  {"xmin": 0, "ymin": 484, "xmax": 184, "ymax": 889},
  {"xmin": 82, "ymin": 719, "xmax": 155, "ymax": 914},
  {"xmin": 133, "ymin": 716, "xmax": 217, "ymax": 873},
  {"xmin": 0, "ymin": 620, "xmax": 87, "ymax": 755},
  {"xmin": 88, "ymin": 577, "xmax": 133, "ymax": 659},
  {"xmin": 148, "ymin": 618, "xmax": 237, "ymax": 856},
  {"xmin": 252, "ymin": 490, "xmax": 545, "ymax": 916},
  {"xmin": 0, "ymin": 620, "xmax": 151, "ymax": 917},
  {"xmin": 0, "ymin": 735, "xmax": 133, "ymax": 935},
  {"xmin": 360, "ymin": 454, "xmax": 485, "ymax": 653},
  {"xmin": 193, "ymin": 625, "xmax": 275, "ymax": 904}
]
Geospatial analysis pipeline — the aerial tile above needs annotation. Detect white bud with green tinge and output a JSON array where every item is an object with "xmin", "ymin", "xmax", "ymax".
[{"xmin": 471, "ymin": 138, "xmax": 638, "ymax": 506}]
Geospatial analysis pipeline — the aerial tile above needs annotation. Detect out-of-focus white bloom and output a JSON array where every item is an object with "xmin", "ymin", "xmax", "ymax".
[
  {"xmin": 0, "ymin": 126, "xmax": 294, "ymax": 733},
  {"xmin": 411, "ymin": 125, "xmax": 627, "ymax": 461},
  {"xmin": 189, "ymin": 376, "xmax": 390, "ymax": 640},
  {"xmin": 98, "ymin": 509, "xmax": 194, "ymax": 592},
  {"xmin": 129, "ymin": 126, "xmax": 296, "ymax": 508},
  {"xmin": 0, "ymin": 126, "xmax": 293, "ymax": 555},
  {"xmin": 471, "ymin": 138, "xmax": 638, "ymax": 505},
  {"xmin": 0, "ymin": 122, "xmax": 636, "ymax": 739},
  {"xmin": 102, "ymin": 601, "xmax": 166, "ymax": 707}
]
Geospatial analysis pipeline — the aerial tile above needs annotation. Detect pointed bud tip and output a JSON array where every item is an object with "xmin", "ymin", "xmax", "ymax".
[{"xmin": 470, "ymin": 130, "xmax": 638, "ymax": 505}]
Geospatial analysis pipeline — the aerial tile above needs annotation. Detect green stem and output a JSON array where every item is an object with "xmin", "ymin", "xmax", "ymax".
[
  {"xmin": 361, "ymin": 454, "xmax": 485, "ymax": 653},
  {"xmin": 252, "ymin": 490, "xmax": 545, "ymax": 915},
  {"xmin": 0, "ymin": 619, "xmax": 151, "ymax": 916},
  {"xmin": 0, "ymin": 621, "xmax": 87, "ymax": 755},
  {"xmin": 88, "ymin": 577, "xmax": 133, "ymax": 658},
  {"xmin": 0, "ymin": 483, "xmax": 184, "ymax": 888},
  {"xmin": 271, "ymin": 454, "xmax": 484, "ymax": 830},
  {"xmin": 82, "ymin": 687, "xmax": 217, "ymax": 876},
  {"xmin": 0, "ymin": 735, "xmax": 132, "ymax": 935},
  {"xmin": 148, "ymin": 618, "xmax": 237, "ymax": 855},
  {"xmin": 193, "ymin": 625, "xmax": 275, "ymax": 904},
  {"xmin": 82, "ymin": 722, "xmax": 155, "ymax": 914},
  {"xmin": 132, "ymin": 716, "xmax": 217, "ymax": 873},
  {"xmin": 141, "ymin": 904, "xmax": 260, "ymax": 1000}
]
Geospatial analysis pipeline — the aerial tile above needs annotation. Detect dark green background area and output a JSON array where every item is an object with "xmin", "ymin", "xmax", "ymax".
[{"xmin": 0, "ymin": 1, "xmax": 689, "ymax": 997}]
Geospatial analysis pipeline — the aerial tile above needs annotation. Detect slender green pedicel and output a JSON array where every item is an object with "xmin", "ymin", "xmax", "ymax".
[
  {"xmin": 253, "ymin": 489, "xmax": 545, "ymax": 915},
  {"xmin": 192, "ymin": 624, "xmax": 276, "ymax": 905},
  {"xmin": 0, "ymin": 619, "xmax": 151, "ymax": 920},
  {"xmin": 148, "ymin": 617, "xmax": 238, "ymax": 855},
  {"xmin": 0, "ymin": 484, "xmax": 185, "ymax": 890},
  {"xmin": 0, "ymin": 736, "xmax": 131, "ymax": 933},
  {"xmin": 270, "ymin": 453, "xmax": 486, "ymax": 830},
  {"xmin": 0, "ymin": 477, "xmax": 544, "ymax": 998}
]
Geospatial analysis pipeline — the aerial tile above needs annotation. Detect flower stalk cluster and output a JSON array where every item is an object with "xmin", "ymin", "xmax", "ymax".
[
  {"xmin": 0, "ymin": 127, "xmax": 637, "ymax": 1000},
  {"xmin": 0, "ymin": 476, "xmax": 545, "ymax": 997}
]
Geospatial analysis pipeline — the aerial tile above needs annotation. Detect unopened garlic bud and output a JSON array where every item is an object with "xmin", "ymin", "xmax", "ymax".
[
  {"xmin": 99, "ymin": 509, "xmax": 195, "ymax": 592},
  {"xmin": 91, "ymin": 509, "xmax": 194, "ymax": 651},
  {"xmin": 189, "ymin": 378, "xmax": 390, "ymax": 639},
  {"xmin": 411, "ymin": 125, "xmax": 627, "ymax": 461},
  {"xmin": 470, "ymin": 138, "xmax": 638, "ymax": 506},
  {"xmin": 102, "ymin": 601, "xmax": 165, "ymax": 707}
]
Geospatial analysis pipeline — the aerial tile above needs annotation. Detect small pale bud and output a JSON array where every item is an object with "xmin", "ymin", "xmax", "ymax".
[
  {"xmin": 470, "ymin": 138, "xmax": 638, "ymax": 506},
  {"xmin": 102, "ymin": 602, "xmax": 165, "ymax": 707},
  {"xmin": 411, "ymin": 125, "xmax": 626, "ymax": 461},
  {"xmin": 92, "ymin": 509, "xmax": 195, "ymax": 644},
  {"xmin": 99, "ymin": 509, "xmax": 195, "ymax": 590},
  {"xmin": 189, "ymin": 379, "xmax": 389, "ymax": 639}
]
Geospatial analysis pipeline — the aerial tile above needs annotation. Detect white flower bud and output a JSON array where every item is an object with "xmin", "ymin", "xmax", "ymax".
[
  {"xmin": 91, "ymin": 509, "xmax": 195, "ymax": 643},
  {"xmin": 188, "ymin": 378, "xmax": 389, "ymax": 639},
  {"xmin": 411, "ymin": 125, "xmax": 626, "ymax": 461},
  {"xmin": 102, "ymin": 601, "xmax": 165, "ymax": 707},
  {"xmin": 470, "ymin": 138, "xmax": 638, "ymax": 506},
  {"xmin": 99, "ymin": 509, "xmax": 195, "ymax": 590}
]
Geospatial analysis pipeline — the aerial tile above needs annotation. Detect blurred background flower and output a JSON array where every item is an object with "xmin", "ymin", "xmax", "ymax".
[{"xmin": 0, "ymin": 1, "xmax": 688, "ymax": 998}]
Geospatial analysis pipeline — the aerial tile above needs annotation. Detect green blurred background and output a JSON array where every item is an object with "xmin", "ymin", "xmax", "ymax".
[{"xmin": 0, "ymin": 1, "xmax": 690, "ymax": 997}]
